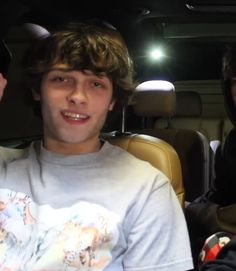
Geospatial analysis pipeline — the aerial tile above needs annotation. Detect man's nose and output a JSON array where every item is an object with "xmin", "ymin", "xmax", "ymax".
[{"xmin": 67, "ymin": 84, "xmax": 87, "ymax": 104}]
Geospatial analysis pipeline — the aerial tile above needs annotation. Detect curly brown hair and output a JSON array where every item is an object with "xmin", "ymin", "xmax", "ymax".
[{"xmin": 23, "ymin": 22, "xmax": 136, "ymax": 108}]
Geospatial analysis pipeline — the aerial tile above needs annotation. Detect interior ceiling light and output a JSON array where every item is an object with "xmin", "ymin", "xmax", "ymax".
[{"xmin": 149, "ymin": 48, "xmax": 165, "ymax": 61}]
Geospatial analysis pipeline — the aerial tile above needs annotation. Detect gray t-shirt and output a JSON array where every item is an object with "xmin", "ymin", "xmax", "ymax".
[{"xmin": 0, "ymin": 141, "xmax": 193, "ymax": 271}]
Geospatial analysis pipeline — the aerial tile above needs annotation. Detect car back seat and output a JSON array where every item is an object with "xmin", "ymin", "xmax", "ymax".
[
  {"xmin": 131, "ymin": 80, "xmax": 211, "ymax": 202},
  {"xmin": 155, "ymin": 91, "xmax": 202, "ymax": 130},
  {"xmin": 155, "ymin": 91, "xmax": 223, "ymax": 142},
  {"xmin": 156, "ymin": 90, "xmax": 222, "ymax": 188}
]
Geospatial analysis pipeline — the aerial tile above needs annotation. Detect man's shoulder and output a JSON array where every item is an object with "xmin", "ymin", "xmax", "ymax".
[
  {"xmin": 0, "ymin": 144, "xmax": 32, "ymax": 163},
  {"xmin": 106, "ymin": 141, "xmax": 151, "ymax": 164},
  {"xmin": 105, "ymin": 141, "xmax": 165, "ymax": 178}
]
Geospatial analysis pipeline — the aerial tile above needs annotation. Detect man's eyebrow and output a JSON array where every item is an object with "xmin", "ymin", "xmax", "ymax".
[
  {"xmin": 47, "ymin": 68, "xmax": 108, "ymax": 79},
  {"xmin": 47, "ymin": 68, "xmax": 74, "ymax": 73}
]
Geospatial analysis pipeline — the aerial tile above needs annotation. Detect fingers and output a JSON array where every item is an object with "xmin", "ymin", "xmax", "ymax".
[{"xmin": 0, "ymin": 73, "xmax": 7, "ymax": 101}]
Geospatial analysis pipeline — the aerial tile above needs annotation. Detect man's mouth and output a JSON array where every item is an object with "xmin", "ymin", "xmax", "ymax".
[{"xmin": 63, "ymin": 112, "xmax": 89, "ymax": 121}]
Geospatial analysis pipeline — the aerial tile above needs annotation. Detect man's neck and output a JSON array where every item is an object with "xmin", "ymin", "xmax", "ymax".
[{"xmin": 42, "ymin": 138, "xmax": 102, "ymax": 155}]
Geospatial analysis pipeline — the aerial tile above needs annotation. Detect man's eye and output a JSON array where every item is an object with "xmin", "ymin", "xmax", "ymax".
[
  {"xmin": 52, "ymin": 76, "xmax": 67, "ymax": 82},
  {"xmin": 93, "ymin": 81, "xmax": 102, "ymax": 88}
]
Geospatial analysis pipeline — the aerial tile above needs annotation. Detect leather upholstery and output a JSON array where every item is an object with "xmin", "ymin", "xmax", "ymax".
[
  {"xmin": 133, "ymin": 80, "xmax": 176, "ymax": 117},
  {"xmin": 136, "ymin": 128, "xmax": 210, "ymax": 202},
  {"xmin": 131, "ymin": 80, "xmax": 211, "ymax": 202},
  {"xmin": 105, "ymin": 133, "xmax": 185, "ymax": 207}
]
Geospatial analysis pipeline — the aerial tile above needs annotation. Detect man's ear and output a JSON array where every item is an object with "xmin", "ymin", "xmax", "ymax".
[
  {"xmin": 32, "ymin": 89, "xmax": 41, "ymax": 101},
  {"xmin": 108, "ymin": 99, "xmax": 116, "ymax": 111}
]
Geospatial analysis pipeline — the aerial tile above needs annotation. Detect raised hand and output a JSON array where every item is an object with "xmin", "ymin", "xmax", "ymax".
[{"xmin": 0, "ymin": 73, "xmax": 7, "ymax": 101}]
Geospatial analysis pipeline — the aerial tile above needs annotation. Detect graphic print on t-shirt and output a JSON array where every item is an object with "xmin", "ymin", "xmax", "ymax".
[{"xmin": 0, "ymin": 188, "xmax": 119, "ymax": 270}]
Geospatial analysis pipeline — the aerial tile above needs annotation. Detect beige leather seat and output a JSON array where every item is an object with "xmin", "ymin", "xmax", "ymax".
[
  {"xmin": 131, "ymin": 80, "xmax": 211, "ymax": 202},
  {"xmin": 159, "ymin": 90, "xmax": 223, "ymax": 142},
  {"xmin": 104, "ymin": 133, "xmax": 185, "ymax": 207}
]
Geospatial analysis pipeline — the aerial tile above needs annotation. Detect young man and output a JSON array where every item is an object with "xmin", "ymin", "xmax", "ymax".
[
  {"xmin": 0, "ymin": 22, "xmax": 193, "ymax": 270},
  {"xmin": 185, "ymin": 46, "xmax": 236, "ymax": 270}
]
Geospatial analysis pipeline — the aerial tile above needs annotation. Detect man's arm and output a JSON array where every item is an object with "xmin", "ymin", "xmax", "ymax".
[
  {"xmin": 0, "ymin": 73, "xmax": 7, "ymax": 101},
  {"xmin": 123, "ymin": 177, "xmax": 193, "ymax": 271}
]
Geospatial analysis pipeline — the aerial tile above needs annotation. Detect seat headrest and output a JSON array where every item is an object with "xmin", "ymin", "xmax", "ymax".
[
  {"xmin": 132, "ymin": 80, "xmax": 176, "ymax": 117},
  {"xmin": 5, "ymin": 23, "xmax": 50, "ymax": 41},
  {"xmin": 176, "ymin": 91, "xmax": 202, "ymax": 117}
]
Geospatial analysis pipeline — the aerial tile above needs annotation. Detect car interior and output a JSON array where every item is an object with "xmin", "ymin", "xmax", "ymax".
[{"xmin": 1, "ymin": 0, "xmax": 236, "ymax": 269}]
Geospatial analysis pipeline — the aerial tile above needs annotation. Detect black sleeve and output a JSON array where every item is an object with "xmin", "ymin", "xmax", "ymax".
[
  {"xmin": 201, "ymin": 236, "xmax": 236, "ymax": 271},
  {"xmin": 207, "ymin": 129, "xmax": 236, "ymax": 205}
]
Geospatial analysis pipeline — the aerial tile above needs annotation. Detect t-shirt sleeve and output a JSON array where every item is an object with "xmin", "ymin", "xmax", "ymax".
[{"xmin": 123, "ymin": 174, "xmax": 193, "ymax": 271}]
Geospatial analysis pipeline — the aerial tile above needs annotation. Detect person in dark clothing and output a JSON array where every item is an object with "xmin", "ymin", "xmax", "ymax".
[
  {"xmin": 185, "ymin": 45, "xmax": 236, "ymax": 270},
  {"xmin": 200, "ymin": 235, "xmax": 236, "ymax": 271}
]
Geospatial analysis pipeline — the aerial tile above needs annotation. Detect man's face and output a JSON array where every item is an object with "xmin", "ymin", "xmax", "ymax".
[{"xmin": 34, "ymin": 65, "xmax": 115, "ymax": 154}]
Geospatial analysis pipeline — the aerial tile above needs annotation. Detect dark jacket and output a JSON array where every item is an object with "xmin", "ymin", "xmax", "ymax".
[
  {"xmin": 201, "ymin": 235, "xmax": 236, "ymax": 271},
  {"xmin": 207, "ymin": 128, "xmax": 236, "ymax": 205},
  {"xmin": 185, "ymin": 79, "xmax": 236, "ymax": 270}
]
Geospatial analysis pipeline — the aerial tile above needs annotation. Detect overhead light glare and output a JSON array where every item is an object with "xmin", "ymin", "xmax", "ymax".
[{"xmin": 149, "ymin": 48, "xmax": 165, "ymax": 61}]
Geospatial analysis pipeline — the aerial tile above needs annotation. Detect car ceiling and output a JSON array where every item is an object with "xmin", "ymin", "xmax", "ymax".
[{"xmin": 2, "ymin": 0, "xmax": 236, "ymax": 81}]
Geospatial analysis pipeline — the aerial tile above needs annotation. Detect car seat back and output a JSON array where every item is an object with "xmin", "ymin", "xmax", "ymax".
[{"xmin": 132, "ymin": 80, "xmax": 211, "ymax": 202}]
